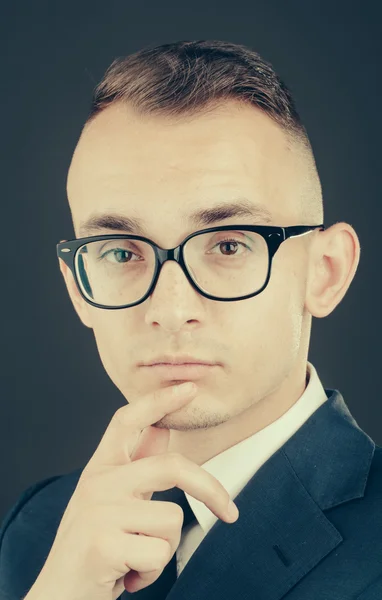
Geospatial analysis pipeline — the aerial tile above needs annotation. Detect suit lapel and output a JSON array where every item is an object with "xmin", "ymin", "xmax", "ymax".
[{"xmin": 123, "ymin": 389, "xmax": 375, "ymax": 600}]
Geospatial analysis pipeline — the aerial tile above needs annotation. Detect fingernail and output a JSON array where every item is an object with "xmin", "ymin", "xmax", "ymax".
[{"xmin": 227, "ymin": 500, "xmax": 239, "ymax": 521}]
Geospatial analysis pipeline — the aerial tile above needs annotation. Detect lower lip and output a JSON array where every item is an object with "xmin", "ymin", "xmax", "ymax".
[{"xmin": 142, "ymin": 363, "xmax": 218, "ymax": 379}]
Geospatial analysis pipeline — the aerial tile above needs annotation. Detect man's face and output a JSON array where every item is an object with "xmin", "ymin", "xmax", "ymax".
[{"xmin": 62, "ymin": 101, "xmax": 313, "ymax": 434}]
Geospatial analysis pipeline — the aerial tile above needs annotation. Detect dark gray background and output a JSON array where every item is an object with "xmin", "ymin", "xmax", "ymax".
[{"xmin": 1, "ymin": 0, "xmax": 381, "ymax": 522}]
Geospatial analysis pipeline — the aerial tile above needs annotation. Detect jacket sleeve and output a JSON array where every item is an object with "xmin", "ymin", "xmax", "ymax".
[{"xmin": 0, "ymin": 474, "xmax": 64, "ymax": 600}]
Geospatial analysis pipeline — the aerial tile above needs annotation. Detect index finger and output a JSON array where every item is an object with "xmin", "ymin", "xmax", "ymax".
[{"xmin": 82, "ymin": 382, "xmax": 197, "ymax": 476}]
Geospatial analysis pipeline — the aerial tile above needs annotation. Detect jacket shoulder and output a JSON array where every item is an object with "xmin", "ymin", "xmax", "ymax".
[{"xmin": 0, "ymin": 467, "xmax": 84, "ymax": 600}]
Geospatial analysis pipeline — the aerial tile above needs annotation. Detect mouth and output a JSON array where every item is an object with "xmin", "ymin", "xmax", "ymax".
[{"xmin": 140, "ymin": 363, "xmax": 218, "ymax": 380}]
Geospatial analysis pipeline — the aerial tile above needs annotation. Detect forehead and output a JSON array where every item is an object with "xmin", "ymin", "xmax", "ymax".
[{"xmin": 67, "ymin": 101, "xmax": 302, "ymax": 228}]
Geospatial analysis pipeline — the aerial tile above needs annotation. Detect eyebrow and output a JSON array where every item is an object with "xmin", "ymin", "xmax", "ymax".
[{"xmin": 78, "ymin": 198, "xmax": 273, "ymax": 237}]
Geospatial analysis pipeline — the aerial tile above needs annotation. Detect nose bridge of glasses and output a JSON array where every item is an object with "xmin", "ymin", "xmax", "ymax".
[
  {"xmin": 156, "ymin": 245, "xmax": 181, "ymax": 265},
  {"xmin": 154, "ymin": 245, "xmax": 191, "ymax": 287}
]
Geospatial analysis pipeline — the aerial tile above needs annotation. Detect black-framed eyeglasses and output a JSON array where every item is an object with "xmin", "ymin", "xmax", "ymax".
[{"xmin": 56, "ymin": 223, "xmax": 325, "ymax": 310}]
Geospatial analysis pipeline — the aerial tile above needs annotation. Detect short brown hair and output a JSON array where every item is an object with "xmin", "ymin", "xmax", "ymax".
[{"xmin": 83, "ymin": 39, "xmax": 323, "ymax": 223}]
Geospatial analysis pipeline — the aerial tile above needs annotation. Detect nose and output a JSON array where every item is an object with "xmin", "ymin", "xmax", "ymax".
[{"xmin": 143, "ymin": 260, "xmax": 205, "ymax": 331}]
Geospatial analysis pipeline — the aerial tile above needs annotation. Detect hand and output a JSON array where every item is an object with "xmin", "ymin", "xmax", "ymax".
[{"xmin": 25, "ymin": 382, "xmax": 239, "ymax": 600}]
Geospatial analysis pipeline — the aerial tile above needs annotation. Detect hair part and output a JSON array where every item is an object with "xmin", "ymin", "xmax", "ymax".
[{"xmin": 83, "ymin": 39, "xmax": 323, "ymax": 225}]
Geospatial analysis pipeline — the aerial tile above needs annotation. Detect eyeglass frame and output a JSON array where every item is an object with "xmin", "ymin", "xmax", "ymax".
[{"xmin": 56, "ymin": 223, "xmax": 325, "ymax": 310}]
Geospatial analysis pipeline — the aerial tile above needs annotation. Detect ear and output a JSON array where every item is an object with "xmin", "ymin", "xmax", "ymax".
[
  {"xmin": 58, "ymin": 256, "xmax": 93, "ymax": 329},
  {"xmin": 305, "ymin": 221, "xmax": 361, "ymax": 318}
]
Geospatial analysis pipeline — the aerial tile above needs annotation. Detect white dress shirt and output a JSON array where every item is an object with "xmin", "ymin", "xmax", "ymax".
[{"xmin": 176, "ymin": 360, "xmax": 328, "ymax": 576}]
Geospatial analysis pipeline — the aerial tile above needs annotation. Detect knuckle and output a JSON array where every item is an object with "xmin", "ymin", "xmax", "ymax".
[
  {"xmin": 131, "ymin": 537, "xmax": 170, "ymax": 572},
  {"xmin": 154, "ymin": 538, "xmax": 172, "ymax": 567},
  {"xmin": 167, "ymin": 503, "xmax": 184, "ymax": 528}
]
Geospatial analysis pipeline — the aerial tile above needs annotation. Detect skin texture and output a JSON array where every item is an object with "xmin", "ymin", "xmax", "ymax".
[{"xmin": 59, "ymin": 100, "xmax": 360, "ymax": 467}]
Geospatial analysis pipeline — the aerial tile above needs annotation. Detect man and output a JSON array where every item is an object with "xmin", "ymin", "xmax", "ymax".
[{"xmin": 1, "ymin": 39, "xmax": 381, "ymax": 600}]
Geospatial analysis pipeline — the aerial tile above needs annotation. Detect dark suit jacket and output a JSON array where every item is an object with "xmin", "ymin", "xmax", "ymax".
[{"xmin": 1, "ymin": 388, "xmax": 382, "ymax": 600}]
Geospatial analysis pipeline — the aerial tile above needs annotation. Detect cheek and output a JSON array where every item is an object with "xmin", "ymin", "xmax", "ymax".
[
  {"xmin": 226, "ymin": 273, "xmax": 303, "ymax": 367},
  {"xmin": 89, "ymin": 310, "xmax": 130, "ymax": 378}
]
